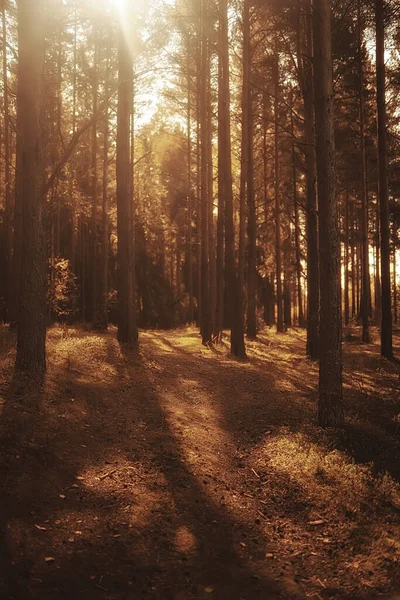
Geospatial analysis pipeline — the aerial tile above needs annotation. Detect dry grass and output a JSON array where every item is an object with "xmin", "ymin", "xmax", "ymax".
[{"xmin": 0, "ymin": 323, "xmax": 399, "ymax": 599}]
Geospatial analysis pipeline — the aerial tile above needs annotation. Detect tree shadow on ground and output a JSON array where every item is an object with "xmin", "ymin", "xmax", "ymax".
[
  {"xmin": 0, "ymin": 325, "xmax": 399, "ymax": 600},
  {"xmin": 0, "ymin": 328, "xmax": 293, "ymax": 600}
]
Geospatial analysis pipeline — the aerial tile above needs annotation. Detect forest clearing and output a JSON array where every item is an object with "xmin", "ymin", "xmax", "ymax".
[{"xmin": 0, "ymin": 325, "xmax": 399, "ymax": 599}]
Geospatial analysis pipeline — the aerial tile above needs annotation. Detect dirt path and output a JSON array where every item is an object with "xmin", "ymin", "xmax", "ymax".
[{"xmin": 0, "ymin": 326, "xmax": 399, "ymax": 599}]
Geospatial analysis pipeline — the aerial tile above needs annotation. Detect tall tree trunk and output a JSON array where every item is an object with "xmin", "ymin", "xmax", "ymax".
[
  {"xmin": 200, "ymin": 0, "xmax": 211, "ymax": 345},
  {"xmin": 98, "ymin": 31, "xmax": 111, "ymax": 331},
  {"xmin": 216, "ymin": 36, "xmax": 225, "ymax": 341},
  {"xmin": 2, "ymin": 6, "xmax": 12, "ymax": 323},
  {"xmin": 15, "ymin": 0, "xmax": 47, "ymax": 373},
  {"xmin": 300, "ymin": 0, "xmax": 319, "ymax": 358},
  {"xmin": 393, "ymin": 223, "xmax": 398, "ymax": 324},
  {"xmin": 344, "ymin": 189, "xmax": 350, "ymax": 325},
  {"xmin": 207, "ymin": 42, "xmax": 216, "ymax": 339},
  {"xmin": 375, "ymin": 0, "xmax": 393, "ymax": 359},
  {"xmin": 262, "ymin": 93, "xmax": 275, "ymax": 327},
  {"xmin": 116, "ymin": 16, "xmax": 137, "ymax": 346},
  {"xmin": 313, "ymin": 0, "xmax": 343, "ymax": 427},
  {"xmin": 290, "ymin": 87, "xmax": 304, "ymax": 327},
  {"xmin": 358, "ymin": 0, "xmax": 370, "ymax": 343},
  {"xmin": 374, "ymin": 202, "xmax": 382, "ymax": 323},
  {"xmin": 187, "ymin": 54, "xmax": 194, "ymax": 324},
  {"xmin": 247, "ymin": 85, "xmax": 257, "ymax": 338},
  {"xmin": 196, "ymin": 79, "xmax": 202, "ymax": 328},
  {"xmin": 241, "ymin": 0, "xmax": 256, "ymax": 340},
  {"xmin": 219, "ymin": 0, "xmax": 246, "ymax": 358},
  {"xmin": 273, "ymin": 50, "xmax": 283, "ymax": 333},
  {"xmin": 239, "ymin": 0, "xmax": 249, "ymax": 331},
  {"xmin": 91, "ymin": 38, "xmax": 99, "ymax": 325},
  {"xmin": 70, "ymin": 2, "xmax": 78, "ymax": 319}
]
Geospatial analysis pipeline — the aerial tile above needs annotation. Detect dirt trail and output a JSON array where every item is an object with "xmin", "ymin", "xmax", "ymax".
[{"xmin": 0, "ymin": 326, "xmax": 399, "ymax": 599}]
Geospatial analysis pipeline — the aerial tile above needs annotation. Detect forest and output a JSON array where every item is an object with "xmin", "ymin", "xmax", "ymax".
[{"xmin": 0, "ymin": 0, "xmax": 399, "ymax": 598}]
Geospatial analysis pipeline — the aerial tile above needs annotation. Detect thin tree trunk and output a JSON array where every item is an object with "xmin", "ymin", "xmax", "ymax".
[
  {"xmin": 98, "ymin": 31, "xmax": 111, "ymax": 330},
  {"xmin": 358, "ymin": 0, "xmax": 370, "ymax": 343},
  {"xmin": 290, "ymin": 87, "xmax": 304, "ymax": 327},
  {"xmin": 2, "ymin": 6, "xmax": 12, "ymax": 323},
  {"xmin": 273, "ymin": 50, "xmax": 283, "ymax": 333},
  {"xmin": 239, "ymin": 0, "xmax": 249, "ymax": 335},
  {"xmin": 116, "ymin": 16, "xmax": 137, "ymax": 346},
  {"xmin": 344, "ymin": 189, "xmax": 350, "ymax": 325},
  {"xmin": 303, "ymin": 0, "xmax": 319, "ymax": 358},
  {"xmin": 247, "ymin": 79, "xmax": 257, "ymax": 339},
  {"xmin": 351, "ymin": 208, "xmax": 356, "ymax": 318},
  {"xmin": 219, "ymin": 0, "xmax": 246, "ymax": 357},
  {"xmin": 196, "ymin": 81, "xmax": 202, "ymax": 328},
  {"xmin": 375, "ymin": 202, "xmax": 382, "ymax": 323},
  {"xmin": 187, "ymin": 54, "xmax": 194, "ymax": 324},
  {"xmin": 313, "ymin": 0, "xmax": 343, "ymax": 427},
  {"xmin": 393, "ymin": 225, "xmax": 398, "ymax": 324},
  {"xmin": 200, "ymin": 0, "xmax": 211, "ymax": 345},
  {"xmin": 70, "ymin": 2, "xmax": 78, "ymax": 319},
  {"xmin": 207, "ymin": 41, "xmax": 216, "ymax": 339},
  {"xmin": 216, "ymin": 32, "xmax": 225, "ymax": 341},
  {"xmin": 91, "ymin": 38, "xmax": 99, "ymax": 325},
  {"xmin": 375, "ymin": 0, "xmax": 393, "ymax": 358}
]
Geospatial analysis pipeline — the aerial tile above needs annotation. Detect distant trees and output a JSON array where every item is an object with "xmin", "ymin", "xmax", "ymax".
[{"xmin": 0, "ymin": 0, "xmax": 398, "ymax": 422}]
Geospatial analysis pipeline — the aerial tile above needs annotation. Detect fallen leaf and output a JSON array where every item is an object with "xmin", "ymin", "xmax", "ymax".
[
  {"xmin": 35, "ymin": 524, "xmax": 46, "ymax": 531},
  {"xmin": 74, "ymin": 531, "xmax": 83, "ymax": 535},
  {"xmin": 240, "ymin": 542, "xmax": 247, "ymax": 548},
  {"xmin": 71, "ymin": 484, "xmax": 79, "ymax": 488},
  {"xmin": 59, "ymin": 494, "xmax": 66, "ymax": 499},
  {"xmin": 44, "ymin": 556, "xmax": 55, "ymax": 563},
  {"xmin": 54, "ymin": 520, "xmax": 61, "ymax": 525},
  {"xmin": 205, "ymin": 587, "xmax": 214, "ymax": 594},
  {"xmin": 76, "ymin": 476, "xmax": 85, "ymax": 480},
  {"xmin": 266, "ymin": 553, "xmax": 274, "ymax": 558},
  {"xmin": 308, "ymin": 520, "xmax": 325, "ymax": 526}
]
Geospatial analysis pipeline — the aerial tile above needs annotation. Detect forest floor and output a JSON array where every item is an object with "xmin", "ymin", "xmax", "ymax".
[{"xmin": 0, "ymin": 324, "xmax": 399, "ymax": 600}]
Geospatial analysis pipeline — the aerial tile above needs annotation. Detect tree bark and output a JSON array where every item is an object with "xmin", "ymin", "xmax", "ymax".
[
  {"xmin": 187, "ymin": 53, "xmax": 194, "ymax": 324},
  {"xmin": 375, "ymin": 0, "xmax": 393, "ymax": 359},
  {"xmin": 200, "ymin": 0, "xmax": 211, "ymax": 345},
  {"xmin": 300, "ymin": 0, "xmax": 319, "ymax": 358},
  {"xmin": 98, "ymin": 31, "xmax": 111, "ymax": 331},
  {"xmin": 273, "ymin": 50, "xmax": 283, "ymax": 333},
  {"xmin": 116, "ymin": 17, "xmax": 137, "ymax": 346},
  {"xmin": 219, "ymin": 0, "xmax": 246, "ymax": 358},
  {"xmin": 313, "ymin": 0, "xmax": 343, "ymax": 427},
  {"xmin": 358, "ymin": 0, "xmax": 370, "ymax": 343},
  {"xmin": 290, "ymin": 87, "xmax": 304, "ymax": 327},
  {"xmin": 2, "ymin": 6, "xmax": 12, "ymax": 323},
  {"xmin": 91, "ymin": 37, "xmax": 99, "ymax": 325},
  {"xmin": 344, "ymin": 189, "xmax": 350, "ymax": 325},
  {"xmin": 15, "ymin": 0, "xmax": 47, "ymax": 373}
]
